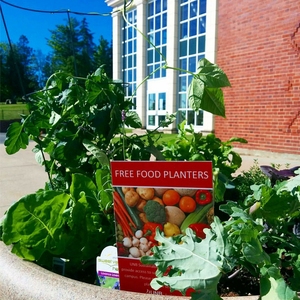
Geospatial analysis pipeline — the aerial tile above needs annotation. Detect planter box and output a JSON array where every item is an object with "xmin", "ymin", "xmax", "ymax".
[{"xmin": 0, "ymin": 242, "xmax": 258, "ymax": 300}]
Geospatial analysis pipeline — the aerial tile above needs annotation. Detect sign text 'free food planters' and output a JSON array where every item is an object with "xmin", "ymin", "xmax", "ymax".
[{"xmin": 111, "ymin": 161, "xmax": 213, "ymax": 296}]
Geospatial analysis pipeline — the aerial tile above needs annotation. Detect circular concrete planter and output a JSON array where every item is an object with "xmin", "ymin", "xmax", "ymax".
[{"xmin": 0, "ymin": 242, "xmax": 258, "ymax": 300}]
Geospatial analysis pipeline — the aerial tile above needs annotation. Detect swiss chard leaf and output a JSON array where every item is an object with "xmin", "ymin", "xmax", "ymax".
[
  {"xmin": 1, "ymin": 191, "xmax": 70, "ymax": 260},
  {"xmin": 4, "ymin": 122, "xmax": 29, "ymax": 154}
]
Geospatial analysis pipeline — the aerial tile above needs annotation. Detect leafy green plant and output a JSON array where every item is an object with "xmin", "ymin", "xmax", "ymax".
[
  {"xmin": 232, "ymin": 159, "xmax": 267, "ymax": 201},
  {"xmin": 160, "ymin": 121, "xmax": 247, "ymax": 202},
  {"xmin": 142, "ymin": 172, "xmax": 300, "ymax": 300},
  {"xmin": 0, "ymin": 58, "xmax": 237, "ymax": 281}
]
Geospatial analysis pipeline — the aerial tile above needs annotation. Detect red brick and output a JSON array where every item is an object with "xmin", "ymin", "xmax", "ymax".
[{"xmin": 215, "ymin": 0, "xmax": 300, "ymax": 154}]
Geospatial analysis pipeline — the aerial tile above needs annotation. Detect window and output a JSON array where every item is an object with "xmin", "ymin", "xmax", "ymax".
[
  {"xmin": 147, "ymin": 0, "xmax": 167, "ymax": 79},
  {"xmin": 178, "ymin": 0, "xmax": 206, "ymax": 128},
  {"xmin": 122, "ymin": 9, "xmax": 137, "ymax": 109}
]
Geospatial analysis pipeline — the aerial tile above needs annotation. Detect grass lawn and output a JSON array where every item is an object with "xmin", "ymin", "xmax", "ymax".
[{"xmin": 0, "ymin": 103, "xmax": 28, "ymax": 120}]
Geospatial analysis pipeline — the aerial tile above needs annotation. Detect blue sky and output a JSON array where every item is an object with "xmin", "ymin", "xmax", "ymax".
[{"xmin": 0, "ymin": 0, "xmax": 113, "ymax": 54}]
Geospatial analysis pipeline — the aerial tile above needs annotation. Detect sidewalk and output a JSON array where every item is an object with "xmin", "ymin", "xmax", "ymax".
[{"xmin": 1, "ymin": 132, "xmax": 299, "ymax": 217}]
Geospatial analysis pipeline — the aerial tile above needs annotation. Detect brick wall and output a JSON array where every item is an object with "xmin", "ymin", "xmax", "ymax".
[{"xmin": 215, "ymin": 0, "xmax": 300, "ymax": 154}]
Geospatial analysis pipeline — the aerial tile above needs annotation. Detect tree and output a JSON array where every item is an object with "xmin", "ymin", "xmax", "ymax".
[
  {"xmin": 77, "ymin": 18, "xmax": 96, "ymax": 75},
  {"xmin": 47, "ymin": 17, "xmax": 81, "ymax": 75},
  {"xmin": 0, "ymin": 36, "xmax": 38, "ymax": 102},
  {"xmin": 94, "ymin": 36, "xmax": 112, "ymax": 78},
  {"xmin": 47, "ymin": 17, "xmax": 99, "ymax": 77},
  {"xmin": 32, "ymin": 50, "xmax": 48, "ymax": 87},
  {"xmin": 47, "ymin": 17, "xmax": 112, "ymax": 78}
]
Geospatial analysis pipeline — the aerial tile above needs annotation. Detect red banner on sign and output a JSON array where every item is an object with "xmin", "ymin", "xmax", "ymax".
[{"xmin": 111, "ymin": 161, "xmax": 213, "ymax": 189}]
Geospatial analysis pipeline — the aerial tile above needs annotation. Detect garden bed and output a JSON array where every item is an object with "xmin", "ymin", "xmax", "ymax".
[{"xmin": 0, "ymin": 242, "xmax": 259, "ymax": 300}]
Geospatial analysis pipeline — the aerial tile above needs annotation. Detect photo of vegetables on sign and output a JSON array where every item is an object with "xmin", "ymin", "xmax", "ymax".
[{"xmin": 111, "ymin": 161, "xmax": 213, "ymax": 295}]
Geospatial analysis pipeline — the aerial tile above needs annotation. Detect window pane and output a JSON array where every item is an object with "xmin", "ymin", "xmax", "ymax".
[
  {"xmin": 155, "ymin": 31, "xmax": 161, "ymax": 45},
  {"xmin": 181, "ymin": 4, "xmax": 188, "ymax": 20},
  {"xmin": 162, "ymin": 46, "xmax": 166, "ymax": 58},
  {"xmin": 148, "ymin": 2, "xmax": 154, "ymax": 16},
  {"xmin": 148, "ymin": 49, "xmax": 153, "ymax": 63},
  {"xmin": 179, "ymin": 76, "xmax": 187, "ymax": 92},
  {"xmin": 180, "ymin": 58, "xmax": 187, "ymax": 73},
  {"xmin": 148, "ymin": 116, "xmax": 155, "ymax": 126},
  {"xmin": 179, "ymin": 94, "xmax": 187, "ymax": 108},
  {"xmin": 162, "ymin": 29, "xmax": 167, "ymax": 44},
  {"xmin": 178, "ymin": 110, "xmax": 186, "ymax": 124},
  {"xmin": 200, "ymin": 0, "xmax": 206, "ymax": 14},
  {"xmin": 158, "ymin": 93, "xmax": 166, "ymax": 110},
  {"xmin": 162, "ymin": 12, "xmax": 167, "ymax": 27},
  {"xmin": 190, "ymin": 1, "xmax": 198, "ymax": 18},
  {"xmin": 148, "ymin": 65, "xmax": 153, "ymax": 78},
  {"xmin": 128, "ymin": 55, "xmax": 132, "ymax": 68},
  {"xmin": 158, "ymin": 115, "xmax": 166, "ymax": 125},
  {"xmin": 128, "ymin": 70, "xmax": 132, "ymax": 82},
  {"xmin": 199, "ymin": 16, "xmax": 206, "ymax": 33},
  {"xmin": 189, "ymin": 56, "xmax": 196, "ymax": 72},
  {"xmin": 189, "ymin": 19, "xmax": 197, "ymax": 36},
  {"xmin": 154, "ymin": 64, "xmax": 160, "ymax": 78},
  {"xmin": 187, "ymin": 110, "xmax": 195, "ymax": 125},
  {"xmin": 162, "ymin": 0, "xmax": 167, "ymax": 11},
  {"xmin": 155, "ymin": 50, "xmax": 160, "ymax": 62},
  {"xmin": 156, "ymin": 0, "xmax": 161, "ymax": 13},
  {"xmin": 155, "ymin": 15, "xmax": 161, "ymax": 30},
  {"xmin": 148, "ymin": 33, "xmax": 154, "ymax": 45},
  {"xmin": 148, "ymin": 94, "xmax": 155, "ymax": 110},
  {"xmin": 148, "ymin": 18, "xmax": 154, "ymax": 32},
  {"xmin": 196, "ymin": 111, "xmax": 203, "ymax": 126},
  {"xmin": 180, "ymin": 22, "xmax": 188, "ymax": 38},
  {"xmin": 198, "ymin": 35, "xmax": 205, "ymax": 52},
  {"xmin": 189, "ymin": 38, "xmax": 196, "ymax": 55},
  {"xmin": 180, "ymin": 40, "xmax": 187, "ymax": 56},
  {"xmin": 128, "ymin": 27, "xmax": 132, "ymax": 39}
]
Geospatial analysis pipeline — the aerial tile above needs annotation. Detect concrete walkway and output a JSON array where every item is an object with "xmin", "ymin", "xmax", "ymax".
[{"xmin": 1, "ymin": 132, "xmax": 300, "ymax": 217}]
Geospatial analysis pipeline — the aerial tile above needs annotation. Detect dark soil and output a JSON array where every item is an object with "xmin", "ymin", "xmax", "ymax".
[{"xmin": 218, "ymin": 269, "xmax": 260, "ymax": 297}]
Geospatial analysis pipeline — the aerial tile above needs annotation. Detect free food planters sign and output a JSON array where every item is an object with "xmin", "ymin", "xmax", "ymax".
[{"xmin": 111, "ymin": 161, "xmax": 213, "ymax": 296}]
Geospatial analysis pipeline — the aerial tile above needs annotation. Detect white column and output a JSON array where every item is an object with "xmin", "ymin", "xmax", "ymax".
[
  {"xmin": 135, "ymin": 0, "xmax": 147, "ymax": 128},
  {"xmin": 203, "ymin": 0, "xmax": 218, "ymax": 132},
  {"xmin": 111, "ymin": 9, "xmax": 123, "ymax": 80},
  {"xmin": 166, "ymin": 0, "xmax": 179, "ymax": 132}
]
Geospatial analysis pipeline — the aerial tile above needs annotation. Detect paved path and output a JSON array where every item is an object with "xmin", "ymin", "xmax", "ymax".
[{"xmin": 1, "ymin": 132, "xmax": 299, "ymax": 217}]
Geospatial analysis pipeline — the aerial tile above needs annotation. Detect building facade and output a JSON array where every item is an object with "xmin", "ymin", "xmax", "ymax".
[{"xmin": 106, "ymin": 0, "xmax": 300, "ymax": 155}]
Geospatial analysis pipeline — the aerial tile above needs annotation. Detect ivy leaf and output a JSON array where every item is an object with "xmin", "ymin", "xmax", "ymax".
[
  {"xmin": 141, "ymin": 218, "xmax": 230, "ymax": 299},
  {"xmin": 1, "ymin": 191, "xmax": 70, "ymax": 260},
  {"xmin": 196, "ymin": 58, "xmax": 231, "ymax": 88},
  {"xmin": 4, "ymin": 122, "xmax": 29, "ymax": 154},
  {"xmin": 188, "ymin": 58, "xmax": 230, "ymax": 117},
  {"xmin": 188, "ymin": 80, "xmax": 226, "ymax": 117},
  {"xmin": 124, "ymin": 110, "xmax": 142, "ymax": 128}
]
